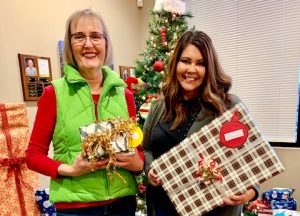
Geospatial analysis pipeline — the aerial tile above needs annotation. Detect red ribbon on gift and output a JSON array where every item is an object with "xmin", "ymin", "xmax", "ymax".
[
  {"xmin": 196, "ymin": 157, "xmax": 223, "ymax": 185},
  {"xmin": 0, "ymin": 104, "xmax": 29, "ymax": 216},
  {"xmin": 0, "ymin": 157, "xmax": 26, "ymax": 179}
]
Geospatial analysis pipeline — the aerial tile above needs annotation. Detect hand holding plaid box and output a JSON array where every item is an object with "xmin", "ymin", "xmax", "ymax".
[{"xmin": 151, "ymin": 103, "xmax": 285, "ymax": 216}]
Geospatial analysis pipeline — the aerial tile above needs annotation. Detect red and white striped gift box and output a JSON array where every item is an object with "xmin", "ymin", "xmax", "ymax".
[{"xmin": 151, "ymin": 102, "xmax": 285, "ymax": 216}]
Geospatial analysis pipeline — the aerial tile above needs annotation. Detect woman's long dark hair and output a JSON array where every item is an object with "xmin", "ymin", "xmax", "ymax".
[{"xmin": 162, "ymin": 30, "xmax": 232, "ymax": 130}]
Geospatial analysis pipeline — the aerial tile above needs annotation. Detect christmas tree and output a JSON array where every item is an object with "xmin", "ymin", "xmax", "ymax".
[
  {"xmin": 133, "ymin": 0, "xmax": 192, "ymax": 126},
  {"xmin": 133, "ymin": 1, "xmax": 192, "ymax": 215}
]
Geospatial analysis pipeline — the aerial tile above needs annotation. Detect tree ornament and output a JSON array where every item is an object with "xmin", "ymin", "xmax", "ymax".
[
  {"xmin": 132, "ymin": 6, "xmax": 192, "ymax": 213},
  {"xmin": 153, "ymin": 60, "xmax": 165, "ymax": 72},
  {"xmin": 160, "ymin": 27, "xmax": 167, "ymax": 44},
  {"xmin": 139, "ymin": 102, "xmax": 151, "ymax": 120},
  {"xmin": 125, "ymin": 77, "xmax": 150, "ymax": 94},
  {"xmin": 139, "ymin": 93, "xmax": 160, "ymax": 119}
]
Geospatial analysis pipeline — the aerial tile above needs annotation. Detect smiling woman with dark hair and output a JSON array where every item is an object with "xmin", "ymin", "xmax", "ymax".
[{"xmin": 143, "ymin": 30, "xmax": 259, "ymax": 216}]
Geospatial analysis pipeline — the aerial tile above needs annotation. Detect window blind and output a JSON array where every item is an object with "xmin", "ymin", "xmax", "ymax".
[{"xmin": 187, "ymin": 0, "xmax": 300, "ymax": 143}]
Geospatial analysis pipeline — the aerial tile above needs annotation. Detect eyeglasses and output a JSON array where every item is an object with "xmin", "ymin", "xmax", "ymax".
[{"xmin": 71, "ymin": 32, "xmax": 105, "ymax": 45}]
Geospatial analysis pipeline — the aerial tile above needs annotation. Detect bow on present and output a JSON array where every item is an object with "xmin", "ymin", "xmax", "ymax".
[
  {"xmin": 0, "ymin": 156, "xmax": 33, "ymax": 216},
  {"xmin": 0, "ymin": 157, "xmax": 26, "ymax": 179},
  {"xmin": 196, "ymin": 157, "xmax": 223, "ymax": 185},
  {"xmin": 0, "ymin": 156, "xmax": 33, "ymax": 189}
]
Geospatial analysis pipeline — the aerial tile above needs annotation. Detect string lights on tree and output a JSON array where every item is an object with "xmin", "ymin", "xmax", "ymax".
[{"xmin": 134, "ymin": 0, "xmax": 192, "ymax": 125}]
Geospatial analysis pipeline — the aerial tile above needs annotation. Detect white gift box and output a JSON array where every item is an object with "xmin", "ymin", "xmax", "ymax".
[{"xmin": 80, "ymin": 121, "xmax": 135, "ymax": 160}]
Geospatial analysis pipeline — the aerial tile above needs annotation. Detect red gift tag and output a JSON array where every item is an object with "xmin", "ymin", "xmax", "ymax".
[{"xmin": 219, "ymin": 111, "xmax": 248, "ymax": 148}]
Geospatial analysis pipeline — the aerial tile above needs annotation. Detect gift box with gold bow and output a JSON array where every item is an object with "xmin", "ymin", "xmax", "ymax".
[
  {"xmin": 151, "ymin": 103, "xmax": 285, "ymax": 216},
  {"xmin": 80, "ymin": 117, "xmax": 142, "ymax": 163},
  {"xmin": 0, "ymin": 103, "xmax": 40, "ymax": 216}
]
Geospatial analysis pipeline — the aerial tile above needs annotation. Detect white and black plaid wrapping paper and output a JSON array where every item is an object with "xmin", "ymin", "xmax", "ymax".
[{"xmin": 151, "ymin": 103, "xmax": 285, "ymax": 216}]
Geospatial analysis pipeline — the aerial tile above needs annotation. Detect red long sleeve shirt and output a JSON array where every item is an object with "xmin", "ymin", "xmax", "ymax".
[{"xmin": 26, "ymin": 85, "xmax": 143, "ymax": 179}]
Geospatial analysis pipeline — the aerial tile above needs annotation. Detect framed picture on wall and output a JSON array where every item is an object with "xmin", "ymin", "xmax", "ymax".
[
  {"xmin": 18, "ymin": 54, "xmax": 52, "ymax": 101},
  {"xmin": 119, "ymin": 65, "xmax": 136, "ymax": 80}
]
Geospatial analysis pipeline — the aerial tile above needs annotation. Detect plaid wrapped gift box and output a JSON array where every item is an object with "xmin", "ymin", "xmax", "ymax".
[
  {"xmin": 0, "ymin": 103, "xmax": 40, "ymax": 216},
  {"xmin": 151, "ymin": 103, "xmax": 285, "ymax": 216}
]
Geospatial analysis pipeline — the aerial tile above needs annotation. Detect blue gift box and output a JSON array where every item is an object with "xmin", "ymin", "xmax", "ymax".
[
  {"xmin": 271, "ymin": 198, "xmax": 297, "ymax": 210},
  {"xmin": 35, "ymin": 188, "xmax": 56, "ymax": 216},
  {"xmin": 262, "ymin": 188, "xmax": 294, "ymax": 202}
]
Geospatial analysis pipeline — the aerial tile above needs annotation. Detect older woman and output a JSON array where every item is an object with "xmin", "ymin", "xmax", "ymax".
[{"xmin": 26, "ymin": 9, "xmax": 143, "ymax": 216}]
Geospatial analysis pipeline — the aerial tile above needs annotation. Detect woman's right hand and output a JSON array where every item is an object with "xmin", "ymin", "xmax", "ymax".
[
  {"xmin": 58, "ymin": 153, "xmax": 109, "ymax": 177},
  {"xmin": 147, "ymin": 168, "xmax": 162, "ymax": 186}
]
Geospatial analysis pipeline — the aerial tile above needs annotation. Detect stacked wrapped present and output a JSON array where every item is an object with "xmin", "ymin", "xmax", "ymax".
[
  {"xmin": 263, "ymin": 188, "xmax": 297, "ymax": 211},
  {"xmin": 244, "ymin": 188, "xmax": 298, "ymax": 216},
  {"xmin": 0, "ymin": 103, "xmax": 40, "ymax": 215},
  {"xmin": 35, "ymin": 188, "xmax": 56, "ymax": 216}
]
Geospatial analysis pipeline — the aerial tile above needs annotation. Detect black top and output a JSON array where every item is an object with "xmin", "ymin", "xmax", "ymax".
[
  {"xmin": 149, "ymin": 97, "xmax": 202, "ymax": 215},
  {"xmin": 150, "ymin": 97, "xmax": 202, "ymax": 159}
]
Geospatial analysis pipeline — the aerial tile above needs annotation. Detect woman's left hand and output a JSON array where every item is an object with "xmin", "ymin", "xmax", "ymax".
[
  {"xmin": 223, "ymin": 188, "xmax": 256, "ymax": 206},
  {"xmin": 114, "ymin": 148, "xmax": 143, "ymax": 172}
]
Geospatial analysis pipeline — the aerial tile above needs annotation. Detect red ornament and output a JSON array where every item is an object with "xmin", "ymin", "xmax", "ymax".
[
  {"xmin": 219, "ymin": 111, "xmax": 248, "ymax": 148},
  {"xmin": 160, "ymin": 27, "xmax": 167, "ymax": 44},
  {"xmin": 138, "ymin": 184, "xmax": 146, "ymax": 193},
  {"xmin": 153, "ymin": 60, "xmax": 165, "ymax": 72}
]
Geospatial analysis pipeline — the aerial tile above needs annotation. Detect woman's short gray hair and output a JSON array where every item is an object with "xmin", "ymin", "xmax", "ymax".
[{"xmin": 63, "ymin": 9, "xmax": 114, "ymax": 68}]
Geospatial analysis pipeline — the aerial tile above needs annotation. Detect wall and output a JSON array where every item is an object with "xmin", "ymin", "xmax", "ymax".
[
  {"xmin": 0, "ymin": 0, "xmax": 154, "ymax": 119},
  {"xmin": 260, "ymin": 147, "xmax": 300, "ymax": 206},
  {"xmin": 0, "ymin": 0, "xmax": 299, "ymax": 210},
  {"xmin": 0, "ymin": 0, "xmax": 154, "ymax": 186}
]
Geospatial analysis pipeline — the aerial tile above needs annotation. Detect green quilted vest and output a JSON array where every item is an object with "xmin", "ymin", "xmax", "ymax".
[{"xmin": 49, "ymin": 65, "xmax": 137, "ymax": 203}]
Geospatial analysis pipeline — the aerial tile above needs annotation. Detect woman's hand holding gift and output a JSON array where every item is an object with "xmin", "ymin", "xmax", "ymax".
[
  {"xmin": 58, "ymin": 153, "xmax": 109, "ymax": 177},
  {"xmin": 147, "ymin": 168, "xmax": 162, "ymax": 186},
  {"xmin": 223, "ymin": 188, "xmax": 256, "ymax": 206},
  {"xmin": 115, "ymin": 148, "xmax": 143, "ymax": 172}
]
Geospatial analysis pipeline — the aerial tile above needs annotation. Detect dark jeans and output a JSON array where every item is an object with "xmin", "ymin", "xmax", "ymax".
[
  {"xmin": 56, "ymin": 195, "xmax": 136, "ymax": 216},
  {"xmin": 147, "ymin": 185, "xmax": 178, "ymax": 216},
  {"xmin": 155, "ymin": 206, "xmax": 178, "ymax": 216}
]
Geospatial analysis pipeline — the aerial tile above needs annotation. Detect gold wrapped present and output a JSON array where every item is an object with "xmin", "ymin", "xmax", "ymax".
[{"xmin": 0, "ymin": 103, "xmax": 40, "ymax": 216}]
